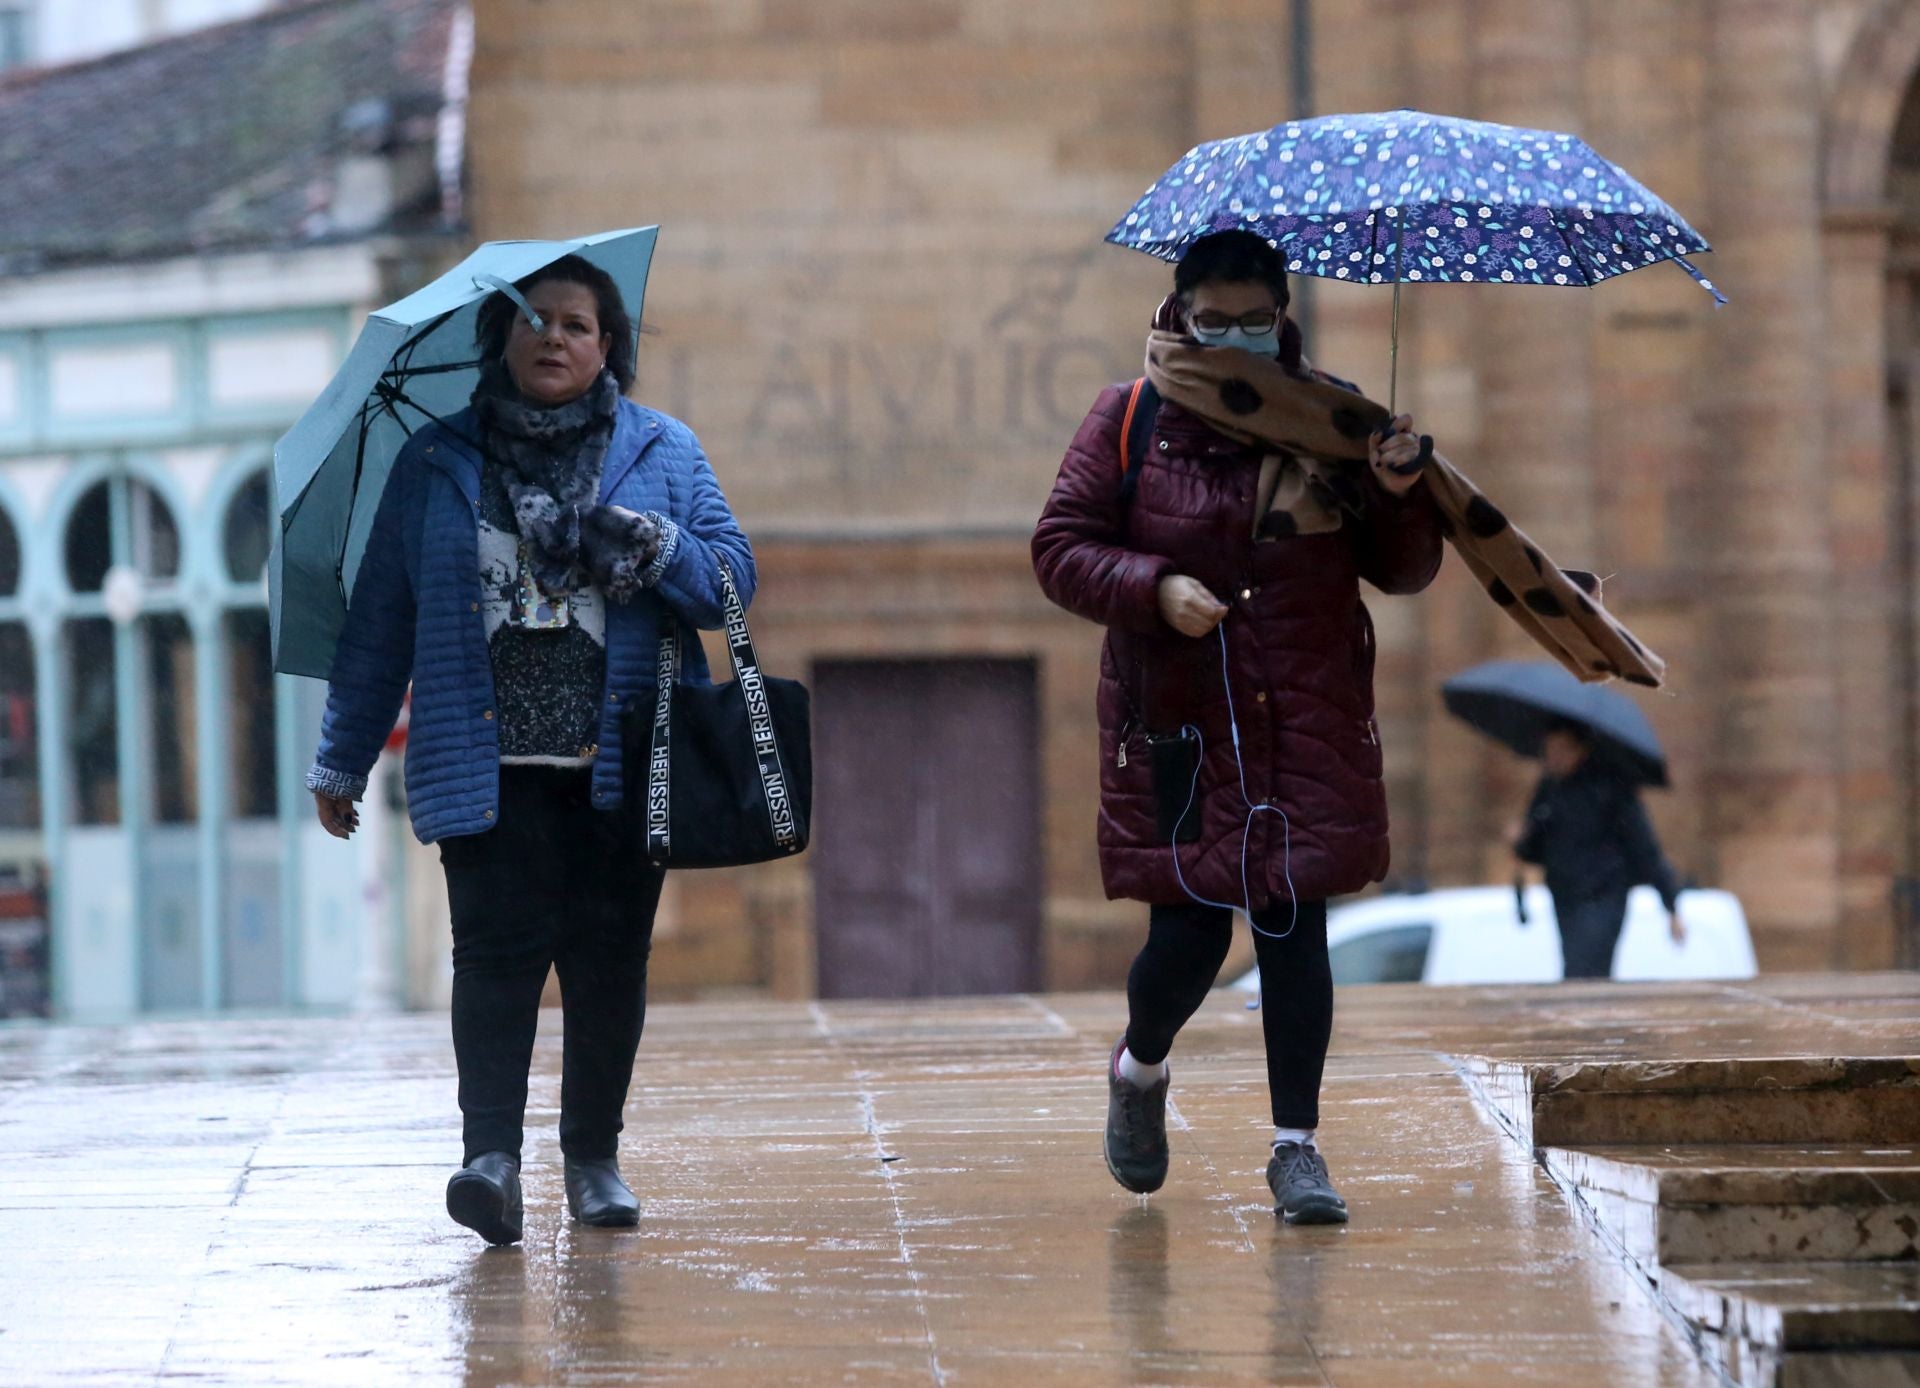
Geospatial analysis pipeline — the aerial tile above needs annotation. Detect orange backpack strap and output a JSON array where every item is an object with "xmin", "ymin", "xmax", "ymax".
[
  {"xmin": 1117, "ymin": 377, "xmax": 1160, "ymax": 511},
  {"xmin": 1118, "ymin": 378, "xmax": 1146, "ymax": 473}
]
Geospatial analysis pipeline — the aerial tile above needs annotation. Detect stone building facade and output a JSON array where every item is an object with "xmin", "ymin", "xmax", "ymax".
[{"xmin": 466, "ymin": 0, "xmax": 1920, "ymax": 994}]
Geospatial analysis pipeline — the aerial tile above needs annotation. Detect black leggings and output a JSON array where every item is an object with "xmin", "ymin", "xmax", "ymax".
[
  {"xmin": 441, "ymin": 766, "xmax": 665, "ymax": 1165},
  {"xmin": 1554, "ymin": 889, "xmax": 1629, "ymax": 980},
  {"xmin": 1123, "ymin": 898, "xmax": 1332, "ymax": 1130}
]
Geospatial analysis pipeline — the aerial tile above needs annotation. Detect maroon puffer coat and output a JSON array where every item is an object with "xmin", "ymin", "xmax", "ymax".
[{"xmin": 1033, "ymin": 383, "xmax": 1445, "ymax": 907}]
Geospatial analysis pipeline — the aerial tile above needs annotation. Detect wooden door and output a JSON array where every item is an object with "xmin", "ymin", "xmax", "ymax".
[{"xmin": 813, "ymin": 660, "xmax": 1043, "ymax": 998}]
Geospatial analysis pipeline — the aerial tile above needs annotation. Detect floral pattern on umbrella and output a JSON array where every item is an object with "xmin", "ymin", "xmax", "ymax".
[{"xmin": 1107, "ymin": 110, "xmax": 1723, "ymax": 303}]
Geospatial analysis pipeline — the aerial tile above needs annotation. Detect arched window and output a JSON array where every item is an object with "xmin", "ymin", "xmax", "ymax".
[
  {"xmin": 64, "ymin": 616, "xmax": 117, "ymax": 825},
  {"xmin": 63, "ymin": 477, "xmax": 180, "ymax": 594},
  {"xmin": 222, "ymin": 471, "xmax": 271, "ymax": 585},
  {"xmin": 61, "ymin": 473, "xmax": 190, "ymax": 827},
  {"xmin": 0, "ymin": 502, "xmax": 18, "ymax": 596},
  {"xmin": 0, "ymin": 505, "xmax": 34, "ymax": 830},
  {"xmin": 221, "ymin": 471, "xmax": 277, "ymax": 817}
]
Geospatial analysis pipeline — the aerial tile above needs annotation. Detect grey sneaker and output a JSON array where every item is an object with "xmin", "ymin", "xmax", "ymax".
[
  {"xmin": 1104, "ymin": 1038, "xmax": 1170, "ymax": 1194},
  {"xmin": 1267, "ymin": 1141, "xmax": 1349, "ymax": 1225}
]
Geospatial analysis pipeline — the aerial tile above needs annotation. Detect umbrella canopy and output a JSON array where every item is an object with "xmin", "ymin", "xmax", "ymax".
[
  {"xmin": 1442, "ymin": 660, "xmax": 1669, "ymax": 788},
  {"xmin": 1106, "ymin": 109, "xmax": 1721, "ymax": 301},
  {"xmin": 269, "ymin": 225, "xmax": 659, "ymax": 678}
]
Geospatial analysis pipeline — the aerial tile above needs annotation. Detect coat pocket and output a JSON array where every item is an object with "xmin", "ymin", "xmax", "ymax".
[{"xmin": 1351, "ymin": 600, "xmax": 1378, "ymax": 716}]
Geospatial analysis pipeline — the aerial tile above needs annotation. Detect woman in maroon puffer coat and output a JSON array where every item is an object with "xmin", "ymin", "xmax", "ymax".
[{"xmin": 1032, "ymin": 231, "xmax": 1443, "ymax": 1223}]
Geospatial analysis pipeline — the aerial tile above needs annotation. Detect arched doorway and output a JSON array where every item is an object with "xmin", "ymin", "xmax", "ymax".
[
  {"xmin": 214, "ymin": 466, "xmax": 289, "ymax": 1007},
  {"xmin": 57, "ymin": 470, "xmax": 201, "ymax": 1008},
  {"xmin": 0, "ymin": 493, "xmax": 46, "ymax": 1017},
  {"xmin": 0, "ymin": 497, "xmax": 33, "ymax": 838}
]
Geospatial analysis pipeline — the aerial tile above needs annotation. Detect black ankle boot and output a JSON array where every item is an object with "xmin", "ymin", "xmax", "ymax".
[
  {"xmin": 446, "ymin": 1151, "xmax": 524, "ymax": 1246},
  {"xmin": 564, "ymin": 1155, "xmax": 639, "ymax": 1227}
]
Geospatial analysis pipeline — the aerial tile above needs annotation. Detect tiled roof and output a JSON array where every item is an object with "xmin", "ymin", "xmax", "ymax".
[{"xmin": 0, "ymin": 0, "xmax": 461, "ymax": 276}]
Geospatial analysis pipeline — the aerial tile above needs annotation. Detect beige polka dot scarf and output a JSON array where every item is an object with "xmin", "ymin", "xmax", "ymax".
[{"xmin": 1143, "ymin": 325, "xmax": 1665, "ymax": 688}]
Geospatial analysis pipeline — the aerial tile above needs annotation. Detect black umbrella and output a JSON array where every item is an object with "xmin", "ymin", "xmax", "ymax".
[{"xmin": 1441, "ymin": 660, "xmax": 1669, "ymax": 788}]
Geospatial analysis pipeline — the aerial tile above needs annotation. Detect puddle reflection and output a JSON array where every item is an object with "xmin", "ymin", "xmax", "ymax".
[
  {"xmin": 552, "ymin": 1239, "xmax": 634, "ymax": 1353},
  {"xmin": 1265, "ymin": 1219, "xmax": 1327, "ymax": 1365},
  {"xmin": 453, "ymin": 1247, "xmax": 531, "ymax": 1388},
  {"xmin": 1108, "ymin": 1203, "xmax": 1184, "ymax": 1380}
]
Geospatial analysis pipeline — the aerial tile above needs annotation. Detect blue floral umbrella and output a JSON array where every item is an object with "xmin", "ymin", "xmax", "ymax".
[{"xmin": 1107, "ymin": 109, "xmax": 1722, "ymax": 409}]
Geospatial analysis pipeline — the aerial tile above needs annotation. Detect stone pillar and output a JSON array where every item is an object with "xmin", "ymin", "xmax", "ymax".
[
  {"xmin": 1395, "ymin": 0, "xmax": 1491, "ymax": 887},
  {"xmin": 1698, "ymin": 0, "xmax": 1844, "ymax": 969},
  {"xmin": 1824, "ymin": 206, "xmax": 1901, "ymax": 968},
  {"xmin": 1189, "ymin": 0, "xmax": 1294, "ymax": 140},
  {"xmin": 1582, "ymin": 0, "xmax": 1716, "ymax": 907},
  {"xmin": 1468, "ymin": 0, "xmax": 1599, "ymax": 878}
]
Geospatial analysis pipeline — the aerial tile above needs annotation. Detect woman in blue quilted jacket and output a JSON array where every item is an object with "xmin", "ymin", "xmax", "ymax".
[{"xmin": 305, "ymin": 255, "xmax": 754, "ymax": 1246}]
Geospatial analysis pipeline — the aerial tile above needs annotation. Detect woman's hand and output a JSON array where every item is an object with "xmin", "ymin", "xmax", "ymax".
[
  {"xmin": 314, "ymin": 792, "xmax": 360, "ymax": 840},
  {"xmin": 1369, "ymin": 413, "xmax": 1427, "ymax": 496},
  {"xmin": 1158, "ymin": 575, "xmax": 1229, "ymax": 638}
]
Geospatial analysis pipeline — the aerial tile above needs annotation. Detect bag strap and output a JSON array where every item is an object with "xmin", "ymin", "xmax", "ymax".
[
  {"xmin": 645, "ymin": 562, "xmax": 802, "ymax": 861},
  {"xmin": 1116, "ymin": 377, "xmax": 1160, "ymax": 511},
  {"xmin": 715, "ymin": 563, "xmax": 802, "ymax": 854},
  {"xmin": 647, "ymin": 610, "xmax": 678, "ymax": 861}
]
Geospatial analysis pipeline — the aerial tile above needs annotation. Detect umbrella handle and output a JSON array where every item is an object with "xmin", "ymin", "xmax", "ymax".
[
  {"xmin": 473, "ymin": 274, "xmax": 545, "ymax": 333},
  {"xmin": 1385, "ymin": 434, "xmax": 1434, "ymax": 478}
]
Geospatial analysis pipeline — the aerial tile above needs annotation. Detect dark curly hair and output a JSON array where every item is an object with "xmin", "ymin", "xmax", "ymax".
[
  {"xmin": 474, "ymin": 253, "xmax": 637, "ymax": 392},
  {"xmin": 1173, "ymin": 230, "xmax": 1291, "ymax": 309}
]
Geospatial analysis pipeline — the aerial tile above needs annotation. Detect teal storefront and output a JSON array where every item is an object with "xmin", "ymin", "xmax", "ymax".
[{"xmin": 0, "ymin": 293, "xmax": 407, "ymax": 1018}]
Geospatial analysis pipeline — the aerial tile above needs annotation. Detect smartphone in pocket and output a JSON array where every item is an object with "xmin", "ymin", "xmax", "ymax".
[{"xmin": 1149, "ymin": 730, "xmax": 1203, "ymax": 844}]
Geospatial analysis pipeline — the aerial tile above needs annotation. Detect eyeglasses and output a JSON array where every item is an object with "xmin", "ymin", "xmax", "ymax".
[{"xmin": 1187, "ymin": 308, "xmax": 1285, "ymax": 337}]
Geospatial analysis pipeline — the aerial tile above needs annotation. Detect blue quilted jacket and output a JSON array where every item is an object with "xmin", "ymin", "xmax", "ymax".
[{"xmin": 308, "ymin": 399, "xmax": 755, "ymax": 843}]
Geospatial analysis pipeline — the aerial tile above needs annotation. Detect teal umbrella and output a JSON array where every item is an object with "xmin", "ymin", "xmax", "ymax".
[{"xmin": 268, "ymin": 226, "xmax": 659, "ymax": 678}]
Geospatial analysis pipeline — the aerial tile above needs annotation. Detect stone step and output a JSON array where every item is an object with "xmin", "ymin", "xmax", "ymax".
[
  {"xmin": 1544, "ymin": 1144, "xmax": 1920, "ymax": 1264},
  {"xmin": 1664, "ymin": 1261, "xmax": 1920, "ymax": 1348},
  {"xmin": 1458, "ymin": 1054, "xmax": 1920, "ymax": 1385},
  {"xmin": 1661, "ymin": 1262, "xmax": 1920, "ymax": 1388},
  {"xmin": 1458, "ymin": 1056, "xmax": 1920, "ymax": 1148}
]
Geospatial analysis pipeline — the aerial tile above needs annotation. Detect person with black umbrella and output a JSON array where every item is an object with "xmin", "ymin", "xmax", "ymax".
[
  {"xmin": 1441, "ymin": 660, "xmax": 1687, "ymax": 981},
  {"xmin": 1511, "ymin": 720, "xmax": 1687, "ymax": 979}
]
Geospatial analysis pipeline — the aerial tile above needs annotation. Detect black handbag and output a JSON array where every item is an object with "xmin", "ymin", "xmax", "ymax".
[{"xmin": 622, "ymin": 564, "xmax": 812, "ymax": 868}]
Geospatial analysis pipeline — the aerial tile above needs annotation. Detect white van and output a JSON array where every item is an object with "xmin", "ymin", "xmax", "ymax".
[{"xmin": 1231, "ymin": 885, "xmax": 1757, "ymax": 989}]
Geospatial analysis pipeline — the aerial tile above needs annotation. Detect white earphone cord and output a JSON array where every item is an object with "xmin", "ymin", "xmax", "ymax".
[{"xmin": 1168, "ymin": 617, "xmax": 1300, "ymax": 941}]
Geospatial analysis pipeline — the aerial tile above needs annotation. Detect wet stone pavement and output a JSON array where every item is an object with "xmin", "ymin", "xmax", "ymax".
[{"xmin": 1, "ymin": 977, "xmax": 1915, "ymax": 1386}]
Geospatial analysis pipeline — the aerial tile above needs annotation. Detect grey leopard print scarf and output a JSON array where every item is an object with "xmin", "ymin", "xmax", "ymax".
[{"xmin": 472, "ymin": 365, "xmax": 659, "ymax": 600}]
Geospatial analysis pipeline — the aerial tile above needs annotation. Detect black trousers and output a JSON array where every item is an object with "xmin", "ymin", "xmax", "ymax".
[
  {"xmin": 441, "ymin": 766, "xmax": 665, "ymax": 1164},
  {"xmin": 1554, "ymin": 889, "xmax": 1629, "ymax": 980},
  {"xmin": 1122, "ymin": 899, "xmax": 1332, "ymax": 1130}
]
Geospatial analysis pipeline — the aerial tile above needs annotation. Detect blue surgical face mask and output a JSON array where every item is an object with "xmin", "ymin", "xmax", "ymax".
[{"xmin": 1194, "ymin": 323, "xmax": 1282, "ymax": 358}]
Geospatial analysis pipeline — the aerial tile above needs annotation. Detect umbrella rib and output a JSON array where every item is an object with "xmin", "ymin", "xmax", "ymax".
[
  {"xmin": 338, "ymin": 405, "xmax": 379, "ymax": 602},
  {"xmin": 389, "ymin": 307, "xmax": 459, "ymax": 366},
  {"xmin": 1364, "ymin": 205, "xmax": 1389, "ymax": 285},
  {"xmin": 385, "ymin": 357, "xmax": 483, "ymax": 380},
  {"xmin": 1553, "ymin": 212, "xmax": 1606, "ymax": 289}
]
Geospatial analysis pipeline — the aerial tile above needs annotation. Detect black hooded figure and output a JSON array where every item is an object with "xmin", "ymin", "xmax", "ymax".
[{"xmin": 1513, "ymin": 720, "xmax": 1686, "ymax": 979}]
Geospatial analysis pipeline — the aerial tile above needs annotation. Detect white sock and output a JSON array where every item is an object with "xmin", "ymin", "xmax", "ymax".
[
  {"xmin": 1272, "ymin": 1127, "xmax": 1316, "ymax": 1151},
  {"xmin": 1116, "ymin": 1047, "xmax": 1168, "ymax": 1089}
]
